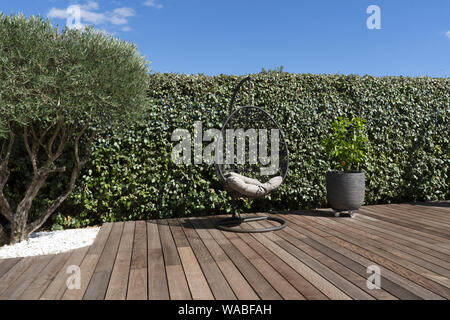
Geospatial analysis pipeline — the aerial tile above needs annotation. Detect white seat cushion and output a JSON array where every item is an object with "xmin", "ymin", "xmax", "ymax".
[{"xmin": 225, "ymin": 172, "xmax": 283, "ymax": 197}]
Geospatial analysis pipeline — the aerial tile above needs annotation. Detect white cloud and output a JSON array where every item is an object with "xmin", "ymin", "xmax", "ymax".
[
  {"xmin": 110, "ymin": 15, "xmax": 127, "ymax": 25},
  {"xmin": 47, "ymin": 1, "xmax": 135, "ymax": 31},
  {"xmin": 111, "ymin": 7, "xmax": 135, "ymax": 25},
  {"xmin": 47, "ymin": 8, "xmax": 69, "ymax": 19},
  {"xmin": 143, "ymin": 0, "xmax": 163, "ymax": 9},
  {"xmin": 113, "ymin": 7, "xmax": 135, "ymax": 17},
  {"xmin": 83, "ymin": 1, "xmax": 99, "ymax": 10},
  {"xmin": 121, "ymin": 26, "xmax": 132, "ymax": 32},
  {"xmin": 446, "ymin": 31, "xmax": 450, "ymax": 39},
  {"xmin": 78, "ymin": 8, "xmax": 106, "ymax": 24}
]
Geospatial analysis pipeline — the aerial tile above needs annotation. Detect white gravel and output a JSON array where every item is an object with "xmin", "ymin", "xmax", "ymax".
[{"xmin": 0, "ymin": 227, "xmax": 100, "ymax": 259}]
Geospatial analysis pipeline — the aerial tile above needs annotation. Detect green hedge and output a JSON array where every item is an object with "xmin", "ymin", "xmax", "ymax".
[
  {"xmin": 60, "ymin": 73, "xmax": 448, "ymax": 226},
  {"xmin": 6, "ymin": 73, "xmax": 449, "ymax": 228}
]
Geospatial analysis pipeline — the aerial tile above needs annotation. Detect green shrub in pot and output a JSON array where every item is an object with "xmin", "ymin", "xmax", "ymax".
[{"xmin": 322, "ymin": 117, "xmax": 369, "ymax": 216}]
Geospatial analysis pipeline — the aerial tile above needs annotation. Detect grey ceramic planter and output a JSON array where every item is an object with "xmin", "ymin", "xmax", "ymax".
[{"xmin": 326, "ymin": 171, "xmax": 365, "ymax": 212}]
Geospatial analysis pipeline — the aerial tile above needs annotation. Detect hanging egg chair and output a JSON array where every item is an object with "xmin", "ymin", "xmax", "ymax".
[{"xmin": 214, "ymin": 76, "xmax": 289, "ymax": 233}]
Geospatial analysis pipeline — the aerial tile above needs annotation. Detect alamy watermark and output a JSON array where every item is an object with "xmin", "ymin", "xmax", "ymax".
[
  {"xmin": 366, "ymin": 264, "xmax": 381, "ymax": 289},
  {"xmin": 366, "ymin": 5, "xmax": 381, "ymax": 30},
  {"xmin": 66, "ymin": 265, "xmax": 81, "ymax": 290},
  {"xmin": 66, "ymin": 5, "xmax": 82, "ymax": 30},
  {"xmin": 171, "ymin": 121, "xmax": 281, "ymax": 175}
]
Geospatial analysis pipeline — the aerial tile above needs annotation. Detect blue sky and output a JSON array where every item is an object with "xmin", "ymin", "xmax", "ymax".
[{"xmin": 2, "ymin": 0, "xmax": 449, "ymax": 77}]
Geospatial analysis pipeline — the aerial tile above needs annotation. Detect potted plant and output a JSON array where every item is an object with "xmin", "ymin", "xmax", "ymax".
[{"xmin": 322, "ymin": 117, "xmax": 368, "ymax": 217}]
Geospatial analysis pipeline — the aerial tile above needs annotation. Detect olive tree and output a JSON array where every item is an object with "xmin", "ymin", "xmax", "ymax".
[{"xmin": 0, "ymin": 14, "xmax": 150, "ymax": 244}]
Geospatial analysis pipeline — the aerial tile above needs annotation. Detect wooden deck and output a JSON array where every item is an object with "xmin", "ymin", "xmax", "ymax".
[{"xmin": 0, "ymin": 202, "xmax": 449, "ymax": 300}]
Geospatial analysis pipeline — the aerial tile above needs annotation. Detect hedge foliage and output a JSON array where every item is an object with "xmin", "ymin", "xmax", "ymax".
[{"xmin": 9, "ymin": 73, "xmax": 450, "ymax": 228}]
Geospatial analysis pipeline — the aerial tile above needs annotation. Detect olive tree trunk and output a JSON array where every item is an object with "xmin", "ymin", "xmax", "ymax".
[{"xmin": 0, "ymin": 119, "xmax": 93, "ymax": 245}]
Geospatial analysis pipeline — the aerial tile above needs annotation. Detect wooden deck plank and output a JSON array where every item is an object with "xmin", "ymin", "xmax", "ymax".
[
  {"xmin": 336, "ymin": 216, "xmax": 450, "ymax": 272},
  {"xmin": 168, "ymin": 218, "xmax": 190, "ymax": 248},
  {"xmin": 84, "ymin": 222, "xmax": 124, "ymax": 300},
  {"xmin": 168, "ymin": 219, "xmax": 214, "ymax": 300},
  {"xmin": 127, "ymin": 221, "xmax": 148, "ymax": 300},
  {"xmin": 255, "ymin": 219, "xmax": 374, "ymax": 300},
  {"xmin": 1, "ymin": 202, "xmax": 448, "ymax": 300},
  {"xmin": 304, "ymin": 217, "xmax": 450, "ymax": 297},
  {"xmin": 178, "ymin": 218, "xmax": 236, "ymax": 300},
  {"xmin": 200, "ymin": 218, "xmax": 282, "ymax": 300},
  {"xmin": 245, "ymin": 220, "xmax": 351, "ymax": 300},
  {"xmin": 235, "ymin": 228, "xmax": 328, "ymax": 300},
  {"xmin": 18, "ymin": 251, "xmax": 71, "ymax": 300},
  {"xmin": 405, "ymin": 202, "xmax": 450, "ymax": 216},
  {"xmin": 159, "ymin": 220, "xmax": 183, "ymax": 266},
  {"xmin": 40, "ymin": 246, "xmax": 90, "ymax": 300},
  {"xmin": 357, "ymin": 210, "xmax": 450, "ymax": 254},
  {"xmin": 61, "ymin": 222, "xmax": 113, "ymax": 300},
  {"xmin": 302, "ymin": 215, "xmax": 450, "ymax": 296},
  {"xmin": 281, "ymin": 213, "xmax": 432, "ymax": 299},
  {"xmin": 147, "ymin": 220, "xmax": 170, "ymax": 300},
  {"xmin": 105, "ymin": 221, "xmax": 135, "ymax": 300},
  {"xmin": 283, "ymin": 213, "xmax": 445, "ymax": 300},
  {"xmin": 158, "ymin": 219, "xmax": 191, "ymax": 300},
  {"xmin": 178, "ymin": 247, "xmax": 214, "ymax": 300},
  {"xmin": 0, "ymin": 258, "xmax": 21, "ymax": 279},
  {"xmin": 220, "ymin": 223, "xmax": 305, "ymax": 300},
  {"xmin": 286, "ymin": 216, "xmax": 414, "ymax": 300},
  {"xmin": 390, "ymin": 204, "xmax": 450, "ymax": 223},
  {"xmin": 0, "ymin": 256, "xmax": 38, "ymax": 297},
  {"xmin": 0, "ymin": 255, "xmax": 53, "ymax": 299},
  {"xmin": 188, "ymin": 218, "xmax": 259, "ymax": 300},
  {"xmin": 359, "ymin": 207, "xmax": 450, "ymax": 240},
  {"xmin": 369, "ymin": 205, "xmax": 450, "ymax": 233},
  {"xmin": 349, "ymin": 215, "xmax": 450, "ymax": 263},
  {"xmin": 127, "ymin": 268, "xmax": 147, "ymax": 300},
  {"xmin": 360, "ymin": 205, "xmax": 447, "ymax": 233},
  {"xmin": 356, "ymin": 211, "xmax": 449, "ymax": 250},
  {"xmin": 280, "ymin": 214, "xmax": 422, "ymax": 300},
  {"xmin": 317, "ymin": 214, "xmax": 450, "ymax": 277},
  {"xmin": 386, "ymin": 202, "xmax": 450, "ymax": 220},
  {"xmin": 263, "ymin": 219, "xmax": 397, "ymax": 300}
]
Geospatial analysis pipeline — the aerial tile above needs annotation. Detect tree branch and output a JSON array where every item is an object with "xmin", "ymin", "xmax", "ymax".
[
  {"xmin": 26, "ymin": 122, "xmax": 94, "ymax": 234},
  {"xmin": 50, "ymin": 166, "xmax": 67, "ymax": 173},
  {"xmin": 18, "ymin": 171, "xmax": 48, "ymax": 208},
  {"xmin": 26, "ymin": 155, "xmax": 80, "ymax": 234},
  {"xmin": 30, "ymin": 122, "xmax": 52, "ymax": 156},
  {"xmin": 43, "ymin": 124, "xmax": 74, "ymax": 170},
  {"xmin": 23, "ymin": 126, "xmax": 38, "ymax": 174},
  {"xmin": 47, "ymin": 106, "xmax": 64, "ymax": 158}
]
